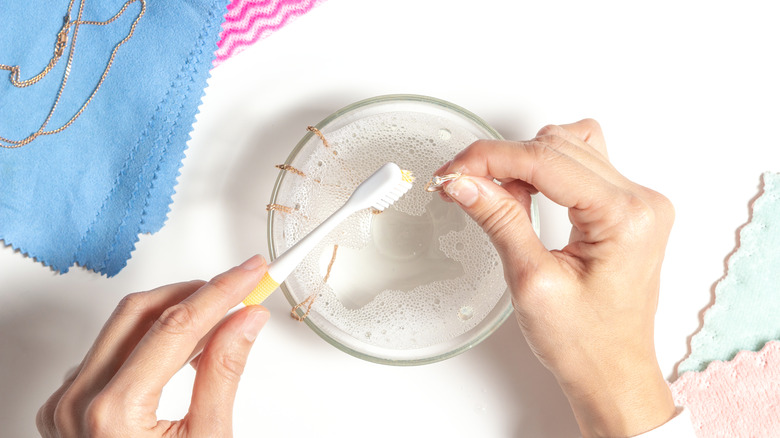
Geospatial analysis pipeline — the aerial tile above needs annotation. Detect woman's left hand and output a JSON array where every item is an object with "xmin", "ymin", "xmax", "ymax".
[{"xmin": 37, "ymin": 255, "xmax": 270, "ymax": 437}]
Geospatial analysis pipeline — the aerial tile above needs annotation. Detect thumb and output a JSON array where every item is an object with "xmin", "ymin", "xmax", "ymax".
[
  {"xmin": 444, "ymin": 176, "xmax": 546, "ymax": 269},
  {"xmin": 186, "ymin": 306, "xmax": 269, "ymax": 435}
]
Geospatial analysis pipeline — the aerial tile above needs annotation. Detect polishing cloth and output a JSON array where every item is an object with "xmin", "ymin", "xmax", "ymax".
[
  {"xmin": 672, "ymin": 340, "xmax": 780, "ymax": 437},
  {"xmin": 678, "ymin": 172, "xmax": 780, "ymax": 373},
  {"xmin": 0, "ymin": 0, "xmax": 228, "ymax": 275}
]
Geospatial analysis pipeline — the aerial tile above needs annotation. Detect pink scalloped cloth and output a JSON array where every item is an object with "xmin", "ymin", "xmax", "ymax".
[
  {"xmin": 671, "ymin": 340, "xmax": 780, "ymax": 437},
  {"xmin": 215, "ymin": 0, "xmax": 325, "ymax": 66}
]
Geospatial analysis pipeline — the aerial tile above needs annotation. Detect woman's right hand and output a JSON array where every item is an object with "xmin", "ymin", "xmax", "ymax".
[
  {"xmin": 435, "ymin": 119, "xmax": 676, "ymax": 437},
  {"xmin": 37, "ymin": 255, "xmax": 270, "ymax": 438}
]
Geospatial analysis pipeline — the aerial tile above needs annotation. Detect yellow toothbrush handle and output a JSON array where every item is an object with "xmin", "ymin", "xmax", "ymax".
[{"xmin": 243, "ymin": 272, "xmax": 280, "ymax": 306}]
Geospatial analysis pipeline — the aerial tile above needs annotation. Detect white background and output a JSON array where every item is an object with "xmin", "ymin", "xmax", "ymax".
[{"xmin": 2, "ymin": 1, "xmax": 779, "ymax": 436}]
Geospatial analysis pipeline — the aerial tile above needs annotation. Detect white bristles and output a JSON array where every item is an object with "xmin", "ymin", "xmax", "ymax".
[
  {"xmin": 263, "ymin": 163, "xmax": 415, "ymax": 287},
  {"xmin": 371, "ymin": 179, "xmax": 414, "ymax": 211}
]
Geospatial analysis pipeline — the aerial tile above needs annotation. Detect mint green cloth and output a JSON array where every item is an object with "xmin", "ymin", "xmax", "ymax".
[{"xmin": 679, "ymin": 172, "xmax": 780, "ymax": 373}]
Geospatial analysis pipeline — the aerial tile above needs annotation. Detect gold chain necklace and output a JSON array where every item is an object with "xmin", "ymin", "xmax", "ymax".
[{"xmin": 0, "ymin": 0, "xmax": 146, "ymax": 149}]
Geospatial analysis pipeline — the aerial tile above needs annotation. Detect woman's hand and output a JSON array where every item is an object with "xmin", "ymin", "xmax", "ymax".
[
  {"xmin": 436, "ymin": 119, "xmax": 676, "ymax": 437},
  {"xmin": 37, "ymin": 255, "xmax": 270, "ymax": 438}
]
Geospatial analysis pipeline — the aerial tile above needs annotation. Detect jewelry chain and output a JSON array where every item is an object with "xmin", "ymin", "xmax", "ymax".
[{"xmin": 0, "ymin": 0, "xmax": 146, "ymax": 148}]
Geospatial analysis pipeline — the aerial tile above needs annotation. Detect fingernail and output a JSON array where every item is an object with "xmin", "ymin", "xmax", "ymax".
[
  {"xmin": 445, "ymin": 177, "xmax": 480, "ymax": 207},
  {"xmin": 239, "ymin": 254, "xmax": 264, "ymax": 271},
  {"xmin": 243, "ymin": 309, "xmax": 269, "ymax": 342}
]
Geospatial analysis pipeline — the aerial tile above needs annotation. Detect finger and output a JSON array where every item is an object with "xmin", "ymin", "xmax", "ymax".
[
  {"xmin": 501, "ymin": 179, "xmax": 539, "ymax": 199},
  {"xmin": 440, "ymin": 179, "xmax": 538, "ymax": 206},
  {"xmin": 531, "ymin": 126, "xmax": 616, "ymax": 181},
  {"xmin": 186, "ymin": 306, "xmax": 270, "ymax": 435},
  {"xmin": 443, "ymin": 176, "xmax": 551, "ymax": 272},
  {"xmin": 444, "ymin": 139, "xmax": 622, "ymax": 212},
  {"xmin": 105, "ymin": 255, "xmax": 268, "ymax": 406},
  {"xmin": 43, "ymin": 281, "xmax": 206, "ymax": 436},
  {"xmin": 187, "ymin": 313, "xmax": 231, "ymax": 371},
  {"xmin": 532, "ymin": 122, "xmax": 630, "ymax": 193},
  {"xmin": 438, "ymin": 190, "xmax": 454, "ymax": 202},
  {"xmin": 36, "ymin": 364, "xmax": 83, "ymax": 437},
  {"xmin": 64, "ymin": 281, "xmax": 205, "ymax": 397},
  {"xmin": 434, "ymin": 160, "xmax": 453, "ymax": 177},
  {"xmin": 556, "ymin": 118, "xmax": 608, "ymax": 159}
]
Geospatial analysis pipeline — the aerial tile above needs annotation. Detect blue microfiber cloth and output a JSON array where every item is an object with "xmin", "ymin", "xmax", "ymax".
[{"xmin": 0, "ymin": 0, "xmax": 228, "ymax": 276}]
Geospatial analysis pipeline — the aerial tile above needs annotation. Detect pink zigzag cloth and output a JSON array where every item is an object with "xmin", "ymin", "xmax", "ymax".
[
  {"xmin": 671, "ymin": 340, "xmax": 780, "ymax": 437},
  {"xmin": 215, "ymin": 0, "xmax": 325, "ymax": 66}
]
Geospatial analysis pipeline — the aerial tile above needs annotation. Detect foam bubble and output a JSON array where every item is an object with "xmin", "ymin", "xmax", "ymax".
[{"xmin": 275, "ymin": 111, "xmax": 506, "ymax": 350}]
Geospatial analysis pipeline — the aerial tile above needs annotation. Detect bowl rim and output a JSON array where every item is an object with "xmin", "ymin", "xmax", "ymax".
[{"xmin": 266, "ymin": 94, "xmax": 529, "ymax": 365}]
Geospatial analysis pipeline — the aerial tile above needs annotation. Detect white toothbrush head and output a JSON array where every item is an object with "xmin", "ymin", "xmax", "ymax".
[
  {"xmin": 349, "ymin": 162, "xmax": 415, "ymax": 211},
  {"xmin": 242, "ymin": 162, "xmax": 415, "ymax": 307}
]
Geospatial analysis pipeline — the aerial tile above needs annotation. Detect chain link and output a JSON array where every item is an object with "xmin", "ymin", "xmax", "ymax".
[{"xmin": 0, "ymin": 0, "xmax": 146, "ymax": 148}]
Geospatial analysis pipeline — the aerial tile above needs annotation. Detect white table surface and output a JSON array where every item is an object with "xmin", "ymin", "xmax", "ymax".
[{"xmin": 2, "ymin": 1, "xmax": 779, "ymax": 436}]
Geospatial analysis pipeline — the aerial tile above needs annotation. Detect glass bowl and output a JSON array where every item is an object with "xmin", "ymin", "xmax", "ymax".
[{"xmin": 268, "ymin": 94, "xmax": 540, "ymax": 365}]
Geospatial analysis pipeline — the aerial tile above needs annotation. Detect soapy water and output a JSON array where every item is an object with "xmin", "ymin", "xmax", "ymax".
[{"xmin": 274, "ymin": 111, "xmax": 506, "ymax": 350}]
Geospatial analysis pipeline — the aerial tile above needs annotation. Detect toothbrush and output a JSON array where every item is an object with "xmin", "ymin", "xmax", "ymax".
[{"xmin": 242, "ymin": 162, "xmax": 414, "ymax": 307}]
